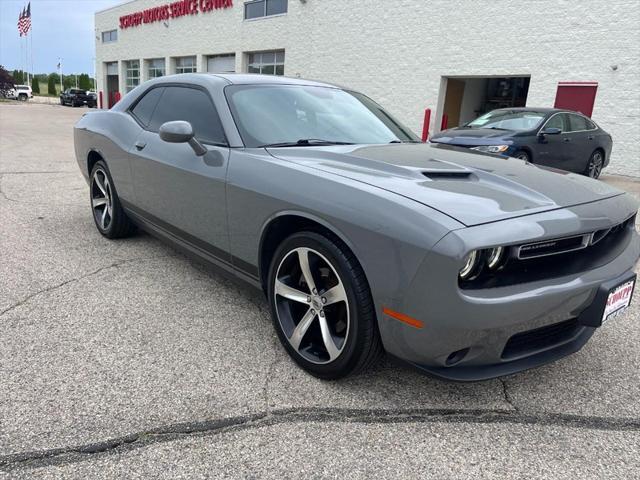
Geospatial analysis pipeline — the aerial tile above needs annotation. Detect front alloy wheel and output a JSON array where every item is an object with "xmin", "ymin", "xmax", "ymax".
[
  {"xmin": 274, "ymin": 247, "xmax": 350, "ymax": 364},
  {"xmin": 268, "ymin": 232, "xmax": 383, "ymax": 379}
]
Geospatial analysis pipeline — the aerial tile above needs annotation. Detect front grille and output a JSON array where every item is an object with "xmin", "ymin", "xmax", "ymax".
[
  {"xmin": 501, "ymin": 318, "xmax": 582, "ymax": 360},
  {"xmin": 517, "ymin": 234, "xmax": 589, "ymax": 259}
]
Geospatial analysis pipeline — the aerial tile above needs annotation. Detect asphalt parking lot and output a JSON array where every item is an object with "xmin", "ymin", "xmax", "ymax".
[{"xmin": 1, "ymin": 103, "xmax": 639, "ymax": 479}]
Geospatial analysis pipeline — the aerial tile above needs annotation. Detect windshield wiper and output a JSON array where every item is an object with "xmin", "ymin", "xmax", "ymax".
[{"xmin": 260, "ymin": 139, "xmax": 354, "ymax": 148}]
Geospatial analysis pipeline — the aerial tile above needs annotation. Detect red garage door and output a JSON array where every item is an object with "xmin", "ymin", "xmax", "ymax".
[{"xmin": 554, "ymin": 82, "xmax": 598, "ymax": 117}]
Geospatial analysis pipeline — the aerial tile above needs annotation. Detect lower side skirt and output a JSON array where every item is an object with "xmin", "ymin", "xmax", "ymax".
[{"xmin": 121, "ymin": 201, "xmax": 264, "ymax": 296}]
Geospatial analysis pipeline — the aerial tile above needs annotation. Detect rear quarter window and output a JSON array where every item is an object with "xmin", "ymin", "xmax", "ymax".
[
  {"xmin": 130, "ymin": 87, "xmax": 164, "ymax": 127},
  {"xmin": 569, "ymin": 114, "xmax": 592, "ymax": 132}
]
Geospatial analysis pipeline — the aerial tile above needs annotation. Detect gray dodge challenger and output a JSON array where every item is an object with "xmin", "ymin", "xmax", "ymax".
[{"xmin": 74, "ymin": 74, "xmax": 639, "ymax": 381}]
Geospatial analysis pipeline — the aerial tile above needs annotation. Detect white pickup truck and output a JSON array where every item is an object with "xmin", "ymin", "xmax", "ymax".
[{"xmin": 5, "ymin": 85, "xmax": 33, "ymax": 101}]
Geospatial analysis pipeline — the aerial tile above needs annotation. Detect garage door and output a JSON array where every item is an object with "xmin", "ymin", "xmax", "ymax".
[
  {"xmin": 554, "ymin": 82, "xmax": 598, "ymax": 117},
  {"xmin": 207, "ymin": 55, "xmax": 236, "ymax": 73}
]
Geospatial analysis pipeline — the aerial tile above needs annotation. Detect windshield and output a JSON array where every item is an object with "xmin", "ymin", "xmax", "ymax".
[
  {"xmin": 467, "ymin": 110, "xmax": 545, "ymax": 131},
  {"xmin": 225, "ymin": 85, "xmax": 420, "ymax": 147}
]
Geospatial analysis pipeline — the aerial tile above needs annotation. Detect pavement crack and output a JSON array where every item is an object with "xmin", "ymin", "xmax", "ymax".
[
  {"xmin": 0, "ymin": 256, "xmax": 167, "ymax": 318},
  {"xmin": 500, "ymin": 378, "xmax": 519, "ymax": 413},
  {"xmin": 1, "ymin": 407, "xmax": 639, "ymax": 472}
]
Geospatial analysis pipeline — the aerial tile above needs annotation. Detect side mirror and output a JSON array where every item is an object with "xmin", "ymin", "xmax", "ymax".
[
  {"xmin": 539, "ymin": 127, "xmax": 562, "ymax": 136},
  {"xmin": 159, "ymin": 121, "xmax": 207, "ymax": 156}
]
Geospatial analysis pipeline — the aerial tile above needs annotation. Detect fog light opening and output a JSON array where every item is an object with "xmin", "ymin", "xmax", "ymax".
[{"xmin": 445, "ymin": 347, "xmax": 470, "ymax": 366}]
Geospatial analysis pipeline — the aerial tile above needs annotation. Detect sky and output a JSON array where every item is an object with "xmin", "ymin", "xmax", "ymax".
[{"xmin": 0, "ymin": 0, "xmax": 123, "ymax": 75}]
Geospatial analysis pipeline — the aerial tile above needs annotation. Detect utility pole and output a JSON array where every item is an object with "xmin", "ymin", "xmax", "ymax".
[{"xmin": 59, "ymin": 58, "xmax": 63, "ymax": 93}]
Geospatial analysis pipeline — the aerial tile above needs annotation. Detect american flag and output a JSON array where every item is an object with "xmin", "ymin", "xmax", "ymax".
[{"xmin": 18, "ymin": 3, "xmax": 31, "ymax": 37}]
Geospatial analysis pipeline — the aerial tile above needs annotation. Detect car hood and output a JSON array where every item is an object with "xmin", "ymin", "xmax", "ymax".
[
  {"xmin": 267, "ymin": 143, "xmax": 623, "ymax": 226},
  {"xmin": 430, "ymin": 128, "xmax": 518, "ymax": 146}
]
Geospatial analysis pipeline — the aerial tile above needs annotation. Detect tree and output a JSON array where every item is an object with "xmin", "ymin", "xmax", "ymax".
[
  {"xmin": 0, "ymin": 66, "xmax": 16, "ymax": 96},
  {"xmin": 12, "ymin": 70, "xmax": 24, "ymax": 84},
  {"xmin": 78, "ymin": 73, "xmax": 92, "ymax": 91},
  {"xmin": 1, "ymin": 65, "xmax": 15, "ymax": 85},
  {"xmin": 31, "ymin": 77, "xmax": 40, "ymax": 94},
  {"xmin": 47, "ymin": 74, "xmax": 57, "ymax": 95},
  {"xmin": 63, "ymin": 75, "xmax": 75, "ymax": 90}
]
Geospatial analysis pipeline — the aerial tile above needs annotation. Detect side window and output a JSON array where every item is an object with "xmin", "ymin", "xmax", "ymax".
[
  {"xmin": 569, "ymin": 114, "xmax": 591, "ymax": 132},
  {"xmin": 544, "ymin": 114, "xmax": 566, "ymax": 132},
  {"xmin": 148, "ymin": 86, "xmax": 226, "ymax": 145},
  {"xmin": 131, "ymin": 87, "xmax": 164, "ymax": 127}
]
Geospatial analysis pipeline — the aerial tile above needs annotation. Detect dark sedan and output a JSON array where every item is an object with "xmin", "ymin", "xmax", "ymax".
[{"xmin": 430, "ymin": 108, "xmax": 612, "ymax": 179}]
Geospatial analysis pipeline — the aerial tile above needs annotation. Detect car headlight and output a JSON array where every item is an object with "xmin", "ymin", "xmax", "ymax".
[
  {"xmin": 486, "ymin": 247, "xmax": 504, "ymax": 269},
  {"xmin": 459, "ymin": 247, "xmax": 509, "ymax": 281},
  {"xmin": 471, "ymin": 145, "xmax": 509, "ymax": 154},
  {"xmin": 459, "ymin": 250, "xmax": 481, "ymax": 280}
]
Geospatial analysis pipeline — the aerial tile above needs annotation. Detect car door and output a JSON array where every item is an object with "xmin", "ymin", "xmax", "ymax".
[
  {"xmin": 129, "ymin": 84, "xmax": 231, "ymax": 262},
  {"xmin": 565, "ymin": 113, "xmax": 597, "ymax": 173},
  {"xmin": 535, "ymin": 113, "xmax": 571, "ymax": 170}
]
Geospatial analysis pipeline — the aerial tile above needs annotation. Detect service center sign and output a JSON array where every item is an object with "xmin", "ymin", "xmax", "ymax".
[{"xmin": 120, "ymin": 0, "xmax": 233, "ymax": 29}]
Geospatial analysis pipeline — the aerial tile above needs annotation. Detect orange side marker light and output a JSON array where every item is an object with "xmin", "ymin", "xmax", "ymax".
[{"xmin": 383, "ymin": 307, "xmax": 424, "ymax": 329}]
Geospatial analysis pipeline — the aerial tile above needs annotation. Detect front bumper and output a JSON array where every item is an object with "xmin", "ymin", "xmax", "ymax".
[{"xmin": 378, "ymin": 194, "xmax": 639, "ymax": 381}]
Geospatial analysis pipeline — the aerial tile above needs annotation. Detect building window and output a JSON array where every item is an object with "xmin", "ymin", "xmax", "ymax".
[
  {"xmin": 175, "ymin": 56, "xmax": 197, "ymax": 74},
  {"xmin": 148, "ymin": 58, "xmax": 165, "ymax": 78},
  {"xmin": 244, "ymin": 0, "xmax": 287, "ymax": 20},
  {"xmin": 101, "ymin": 30, "xmax": 117, "ymax": 43},
  {"xmin": 247, "ymin": 51, "xmax": 284, "ymax": 75},
  {"xmin": 125, "ymin": 60, "xmax": 140, "ymax": 92}
]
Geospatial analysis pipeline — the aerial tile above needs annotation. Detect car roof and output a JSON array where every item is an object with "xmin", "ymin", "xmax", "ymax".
[
  {"xmin": 491, "ymin": 107, "xmax": 577, "ymax": 115},
  {"xmin": 173, "ymin": 73, "xmax": 342, "ymax": 89}
]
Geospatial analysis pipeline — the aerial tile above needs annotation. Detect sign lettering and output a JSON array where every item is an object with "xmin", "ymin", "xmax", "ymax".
[{"xmin": 119, "ymin": 0, "xmax": 233, "ymax": 30}]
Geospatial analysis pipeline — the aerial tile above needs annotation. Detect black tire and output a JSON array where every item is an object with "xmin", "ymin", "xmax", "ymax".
[
  {"xmin": 267, "ymin": 231, "xmax": 384, "ymax": 379},
  {"xmin": 18, "ymin": 94, "xmax": 27, "ymax": 102},
  {"xmin": 60, "ymin": 98, "xmax": 64, "ymax": 105},
  {"xmin": 512, "ymin": 150, "xmax": 530, "ymax": 162},
  {"xmin": 585, "ymin": 150, "xmax": 604, "ymax": 179},
  {"xmin": 89, "ymin": 160, "xmax": 136, "ymax": 239}
]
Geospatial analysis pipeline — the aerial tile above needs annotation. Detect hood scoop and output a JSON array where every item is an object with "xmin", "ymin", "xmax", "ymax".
[
  {"xmin": 421, "ymin": 158, "xmax": 475, "ymax": 181},
  {"xmin": 422, "ymin": 170, "xmax": 474, "ymax": 181}
]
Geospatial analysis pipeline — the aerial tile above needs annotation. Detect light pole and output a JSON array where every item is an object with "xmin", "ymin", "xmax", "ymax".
[{"xmin": 58, "ymin": 57, "xmax": 63, "ymax": 93}]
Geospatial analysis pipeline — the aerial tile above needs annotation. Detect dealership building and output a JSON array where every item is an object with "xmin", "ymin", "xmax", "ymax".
[{"xmin": 95, "ymin": 0, "xmax": 639, "ymax": 176}]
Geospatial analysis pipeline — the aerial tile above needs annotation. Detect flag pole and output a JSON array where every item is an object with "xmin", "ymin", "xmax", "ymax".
[
  {"xmin": 14, "ymin": 8, "xmax": 24, "ymax": 80},
  {"xmin": 30, "ymin": 13, "xmax": 34, "ymax": 89}
]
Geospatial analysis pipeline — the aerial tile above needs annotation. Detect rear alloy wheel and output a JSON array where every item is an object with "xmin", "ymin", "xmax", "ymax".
[
  {"xmin": 586, "ymin": 150, "xmax": 604, "ymax": 179},
  {"xmin": 89, "ymin": 161, "xmax": 135, "ymax": 238},
  {"xmin": 268, "ymin": 232, "xmax": 383, "ymax": 379}
]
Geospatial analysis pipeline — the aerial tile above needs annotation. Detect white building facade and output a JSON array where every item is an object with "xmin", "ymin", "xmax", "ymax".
[{"xmin": 95, "ymin": 0, "xmax": 639, "ymax": 176}]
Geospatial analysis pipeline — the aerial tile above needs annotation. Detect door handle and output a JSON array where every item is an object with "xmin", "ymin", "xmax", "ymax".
[
  {"xmin": 563, "ymin": 138, "xmax": 571, "ymax": 142},
  {"xmin": 588, "ymin": 135, "xmax": 595, "ymax": 140},
  {"xmin": 135, "ymin": 141, "xmax": 146, "ymax": 150}
]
